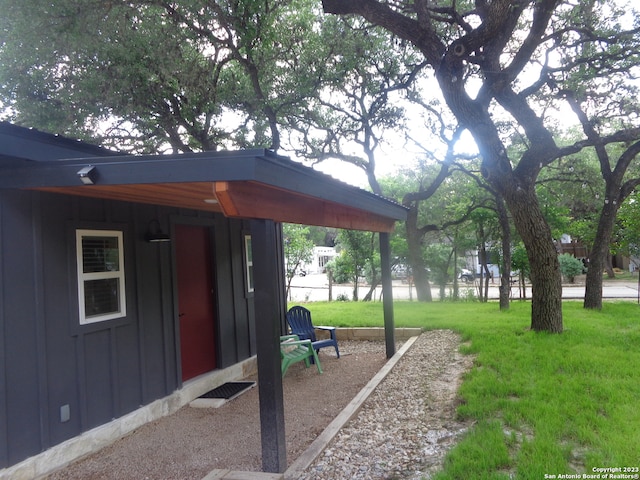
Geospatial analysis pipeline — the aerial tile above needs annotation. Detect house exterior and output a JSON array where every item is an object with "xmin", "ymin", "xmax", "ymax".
[
  {"xmin": 0, "ymin": 122, "xmax": 406, "ymax": 477},
  {"xmin": 299, "ymin": 246, "xmax": 338, "ymax": 274}
]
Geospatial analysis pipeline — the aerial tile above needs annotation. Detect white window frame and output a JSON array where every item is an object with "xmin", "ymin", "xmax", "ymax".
[
  {"xmin": 244, "ymin": 234, "xmax": 254, "ymax": 293},
  {"xmin": 76, "ymin": 229, "xmax": 127, "ymax": 324}
]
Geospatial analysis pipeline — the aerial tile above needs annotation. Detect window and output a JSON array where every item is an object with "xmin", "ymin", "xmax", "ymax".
[
  {"xmin": 244, "ymin": 234, "xmax": 254, "ymax": 293},
  {"xmin": 76, "ymin": 229, "xmax": 126, "ymax": 324}
]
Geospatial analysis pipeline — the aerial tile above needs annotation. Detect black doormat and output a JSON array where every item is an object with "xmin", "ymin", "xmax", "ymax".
[{"xmin": 199, "ymin": 381, "xmax": 256, "ymax": 401}]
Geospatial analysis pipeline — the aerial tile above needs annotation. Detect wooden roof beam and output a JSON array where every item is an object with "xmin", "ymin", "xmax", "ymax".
[{"xmin": 214, "ymin": 181, "xmax": 397, "ymax": 232}]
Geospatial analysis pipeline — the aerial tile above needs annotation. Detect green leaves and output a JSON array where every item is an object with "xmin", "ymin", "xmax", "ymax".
[
  {"xmin": 283, "ymin": 223, "xmax": 315, "ymax": 298},
  {"xmin": 0, "ymin": 0, "xmax": 361, "ymax": 152},
  {"xmin": 614, "ymin": 190, "xmax": 640, "ymax": 260}
]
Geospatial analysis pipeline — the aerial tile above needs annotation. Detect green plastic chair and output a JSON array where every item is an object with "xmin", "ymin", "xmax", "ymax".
[{"xmin": 280, "ymin": 334, "xmax": 322, "ymax": 377}]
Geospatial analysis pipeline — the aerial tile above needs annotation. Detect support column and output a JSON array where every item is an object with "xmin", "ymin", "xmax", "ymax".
[
  {"xmin": 379, "ymin": 231, "xmax": 396, "ymax": 358},
  {"xmin": 250, "ymin": 219, "xmax": 287, "ymax": 473}
]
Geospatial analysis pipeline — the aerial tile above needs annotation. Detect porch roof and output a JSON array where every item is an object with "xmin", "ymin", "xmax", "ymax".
[
  {"xmin": 0, "ymin": 122, "xmax": 401, "ymax": 474},
  {"xmin": 0, "ymin": 123, "xmax": 407, "ymax": 232}
]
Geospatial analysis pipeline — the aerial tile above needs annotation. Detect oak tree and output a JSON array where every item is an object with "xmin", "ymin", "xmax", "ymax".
[{"xmin": 322, "ymin": 0, "xmax": 640, "ymax": 332}]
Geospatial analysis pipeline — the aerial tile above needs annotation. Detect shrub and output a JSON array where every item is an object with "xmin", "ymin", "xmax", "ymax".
[
  {"xmin": 558, "ymin": 253, "xmax": 584, "ymax": 283},
  {"xmin": 326, "ymin": 255, "xmax": 353, "ymax": 284}
]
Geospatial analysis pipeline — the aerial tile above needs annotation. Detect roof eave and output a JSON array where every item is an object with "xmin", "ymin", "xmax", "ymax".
[{"xmin": 1, "ymin": 149, "xmax": 407, "ymax": 231}]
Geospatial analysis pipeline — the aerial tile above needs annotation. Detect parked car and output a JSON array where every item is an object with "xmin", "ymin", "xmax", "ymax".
[
  {"xmin": 392, "ymin": 263, "xmax": 410, "ymax": 280},
  {"xmin": 458, "ymin": 269, "xmax": 475, "ymax": 282}
]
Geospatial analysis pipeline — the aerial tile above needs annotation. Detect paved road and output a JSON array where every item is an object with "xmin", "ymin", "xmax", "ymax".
[{"xmin": 288, "ymin": 273, "xmax": 640, "ymax": 303}]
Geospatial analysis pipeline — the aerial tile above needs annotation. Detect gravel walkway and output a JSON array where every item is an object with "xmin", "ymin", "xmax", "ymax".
[
  {"xmin": 297, "ymin": 330, "xmax": 474, "ymax": 480},
  {"xmin": 47, "ymin": 330, "xmax": 473, "ymax": 480}
]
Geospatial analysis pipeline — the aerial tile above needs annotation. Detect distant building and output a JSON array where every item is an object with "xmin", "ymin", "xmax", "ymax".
[
  {"xmin": 557, "ymin": 234, "xmax": 589, "ymax": 261},
  {"xmin": 302, "ymin": 246, "xmax": 338, "ymax": 274}
]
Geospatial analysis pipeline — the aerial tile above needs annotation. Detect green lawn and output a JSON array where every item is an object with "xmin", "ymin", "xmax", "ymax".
[{"xmin": 300, "ymin": 300, "xmax": 640, "ymax": 479}]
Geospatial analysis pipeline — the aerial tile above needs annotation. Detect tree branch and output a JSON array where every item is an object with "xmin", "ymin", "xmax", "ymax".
[{"xmin": 322, "ymin": 0, "xmax": 445, "ymax": 64}]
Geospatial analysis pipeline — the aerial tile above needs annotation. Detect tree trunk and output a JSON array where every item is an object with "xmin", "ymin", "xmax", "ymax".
[
  {"xmin": 483, "ymin": 264, "xmax": 490, "ymax": 302},
  {"xmin": 584, "ymin": 241, "xmax": 606, "ymax": 310},
  {"xmin": 405, "ymin": 204, "xmax": 432, "ymax": 301},
  {"xmin": 363, "ymin": 278, "xmax": 379, "ymax": 301},
  {"xmin": 507, "ymin": 187, "xmax": 563, "ymax": 332},
  {"xmin": 584, "ymin": 198, "xmax": 620, "ymax": 309},
  {"xmin": 477, "ymin": 232, "xmax": 488, "ymax": 303},
  {"xmin": 412, "ymin": 263, "xmax": 432, "ymax": 302},
  {"xmin": 435, "ymin": 38, "xmax": 564, "ymax": 331},
  {"xmin": 452, "ymin": 249, "xmax": 460, "ymax": 300},
  {"xmin": 363, "ymin": 242, "xmax": 380, "ymax": 301},
  {"xmin": 286, "ymin": 279, "xmax": 292, "ymax": 301},
  {"xmin": 605, "ymin": 254, "xmax": 615, "ymax": 278},
  {"xmin": 496, "ymin": 195, "xmax": 512, "ymax": 310},
  {"xmin": 519, "ymin": 273, "xmax": 527, "ymax": 300}
]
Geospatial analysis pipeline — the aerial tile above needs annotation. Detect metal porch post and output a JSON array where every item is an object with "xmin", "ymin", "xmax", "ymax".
[
  {"xmin": 250, "ymin": 219, "xmax": 287, "ymax": 473},
  {"xmin": 379, "ymin": 231, "xmax": 396, "ymax": 358}
]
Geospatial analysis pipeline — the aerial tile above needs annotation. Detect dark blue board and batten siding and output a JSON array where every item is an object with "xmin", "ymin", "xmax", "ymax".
[{"xmin": 0, "ymin": 189, "xmax": 256, "ymax": 468}]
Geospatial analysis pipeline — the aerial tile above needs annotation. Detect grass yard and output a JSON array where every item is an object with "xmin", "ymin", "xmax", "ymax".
[{"xmin": 300, "ymin": 300, "xmax": 640, "ymax": 479}]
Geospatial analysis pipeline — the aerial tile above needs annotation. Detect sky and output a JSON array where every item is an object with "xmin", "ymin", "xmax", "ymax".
[{"xmin": 312, "ymin": 142, "xmax": 423, "ymax": 189}]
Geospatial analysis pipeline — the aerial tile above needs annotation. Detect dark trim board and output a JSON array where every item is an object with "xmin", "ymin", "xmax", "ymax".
[
  {"xmin": 0, "ymin": 194, "xmax": 8, "ymax": 468},
  {"xmin": 0, "ymin": 122, "xmax": 116, "ymax": 163}
]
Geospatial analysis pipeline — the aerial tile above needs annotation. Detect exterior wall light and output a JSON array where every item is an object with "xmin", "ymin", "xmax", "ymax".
[
  {"xmin": 145, "ymin": 219, "xmax": 171, "ymax": 243},
  {"xmin": 77, "ymin": 165, "xmax": 97, "ymax": 185}
]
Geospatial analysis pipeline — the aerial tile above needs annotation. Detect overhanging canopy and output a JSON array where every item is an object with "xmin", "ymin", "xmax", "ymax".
[{"xmin": 1, "ymin": 148, "xmax": 407, "ymax": 231}]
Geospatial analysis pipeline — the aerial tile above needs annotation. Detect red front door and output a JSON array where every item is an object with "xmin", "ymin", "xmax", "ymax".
[{"xmin": 175, "ymin": 224, "xmax": 217, "ymax": 381}]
